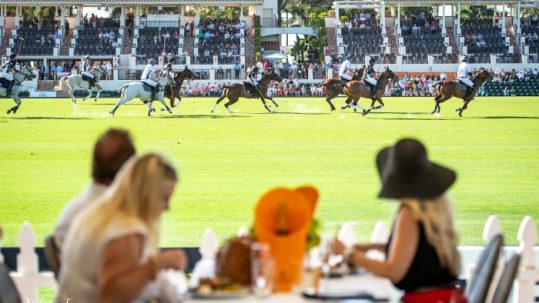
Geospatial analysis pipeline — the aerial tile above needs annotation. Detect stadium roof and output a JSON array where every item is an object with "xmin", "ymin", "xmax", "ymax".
[
  {"xmin": 1, "ymin": 0, "xmax": 263, "ymax": 5},
  {"xmin": 333, "ymin": 0, "xmax": 537, "ymax": 7}
]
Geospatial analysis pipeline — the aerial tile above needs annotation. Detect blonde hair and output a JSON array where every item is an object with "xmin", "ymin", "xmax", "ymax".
[
  {"xmin": 401, "ymin": 195, "xmax": 460, "ymax": 277},
  {"xmin": 72, "ymin": 153, "xmax": 177, "ymax": 253}
]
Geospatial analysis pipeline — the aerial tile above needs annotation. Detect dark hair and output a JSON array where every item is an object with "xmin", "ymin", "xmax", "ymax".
[{"xmin": 92, "ymin": 129, "xmax": 136, "ymax": 184}]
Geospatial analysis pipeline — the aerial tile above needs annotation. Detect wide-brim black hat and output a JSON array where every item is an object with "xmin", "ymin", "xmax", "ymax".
[{"xmin": 376, "ymin": 138, "xmax": 456, "ymax": 200}]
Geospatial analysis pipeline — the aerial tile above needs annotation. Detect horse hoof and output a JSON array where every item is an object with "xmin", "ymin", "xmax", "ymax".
[{"xmin": 109, "ymin": 111, "xmax": 115, "ymax": 116}]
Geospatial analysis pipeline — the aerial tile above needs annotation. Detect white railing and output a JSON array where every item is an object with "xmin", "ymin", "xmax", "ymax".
[{"xmin": 1, "ymin": 217, "xmax": 537, "ymax": 302}]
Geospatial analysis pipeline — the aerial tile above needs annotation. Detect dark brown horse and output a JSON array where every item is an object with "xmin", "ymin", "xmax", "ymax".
[
  {"xmin": 342, "ymin": 67, "xmax": 398, "ymax": 116},
  {"xmin": 211, "ymin": 71, "xmax": 282, "ymax": 113},
  {"xmin": 319, "ymin": 67, "xmax": 365, "ymax": 111},
  {"xmin": 432, "ymin": 69, "xmax": 492, "ymax": 117},
  {"xmin": 164, "ymin": 66, "xmax": 196, "ymax": 108}
]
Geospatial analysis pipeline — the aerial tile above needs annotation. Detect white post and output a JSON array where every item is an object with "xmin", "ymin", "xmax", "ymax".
[
  {"xmin": 380, "ymin": 3, "xmax": 385, "ymax": 29},
  {"xmin": 513, "ymin": 216, "xmax": 537, "ymax": 303},
  {"xmin": 60, "ymin": 6, "xmax": 66, "ymax": 32},
  {"xmin": 120, "ymin": 6, "xmax": 126, "ymax": 28},
  {"xmin": 15, "ymin": 7, "xmax": 20, "ymax": 29},
  {"xmin": 335, "ymin": 5, "xmax": 339, "ymax": 24},
  {"xmin": 75, "ymin": 6, "xmax": 81, "ymax": 28},
  {"xmin": 442, "ymin": 4, "xmax": 446, "ymax": 30},
  {"xmin": 397, "ymin": 3, "xmax": 400, "ymax": 28},
  {"xmin": 195, "ymin": 5, "xmax": 200, "ymax": 25},
  {"xmin": 135, "ymin": 6, "xmax": 140, "ymax": 28},
  {"xmin": 180, "ymin": 5, "xmax": 185, "ymax": 27}
]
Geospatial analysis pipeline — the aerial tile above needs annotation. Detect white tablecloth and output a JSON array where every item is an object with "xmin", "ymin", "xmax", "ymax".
[{"xmin": 184, "ymin": 274, "xmax": 401, "ymax": 303}]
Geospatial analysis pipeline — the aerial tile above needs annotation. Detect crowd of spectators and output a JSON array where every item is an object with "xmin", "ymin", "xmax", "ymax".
[
  {"xmin": 195, "ymin": 17, "xmax": 245, "ymax": 64},
  {"xmin": 400, "ymin": 13, "xmax": 439, "ymax": 36}
]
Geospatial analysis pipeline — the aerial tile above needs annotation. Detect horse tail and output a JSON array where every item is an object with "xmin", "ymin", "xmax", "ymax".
[
  {"xmin": 118, "ymin": 84, "xmax": 128, "ymax": 97},
  {"xmin": 54, "ymin": 76, "xmax": 68, "ymax": 91},
  {"xmin": 435, "ymin": 81, "xmax": 444, "ymax": 96}
]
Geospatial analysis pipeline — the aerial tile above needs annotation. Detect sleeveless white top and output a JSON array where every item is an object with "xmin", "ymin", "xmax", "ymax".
[{"xmin": 57, "ymin": 214, "xmax": 149, "ymax": 302}]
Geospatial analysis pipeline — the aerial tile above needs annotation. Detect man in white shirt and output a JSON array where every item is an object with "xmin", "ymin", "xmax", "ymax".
[
  {"xmin": 141, "ymin": 59, "xmax": 159, "ymax": 102},
  {"xmin": 457, "ymin": 56, "xmax": 474, "ymax": 101},
  {"xmin": 54, "ymin": 129, "xmax": 136, "ymax": 248},
  {"xmin": 339, "ymin": 55, "xmax": 354, "ymax": 83}
]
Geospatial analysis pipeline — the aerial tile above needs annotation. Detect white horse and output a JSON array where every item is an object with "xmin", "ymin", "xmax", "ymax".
[
  {"xmin": 0, "ymin": 65, "xmax": 36, "ymax": 114},
  {"xmin": 55, "ymin": 65, "xmax": 106, "ymax": 104},
  {"xmin": 110, "ymin": 74, "xmax": 176, "ymax": 117}
]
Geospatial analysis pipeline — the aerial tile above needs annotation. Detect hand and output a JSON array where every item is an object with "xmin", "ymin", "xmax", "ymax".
[
  {"xmin": 155, "ymin": 249, "xmax": 188, "ymax": 271},
  {"xmin": 330, "ymin": 238, "xmax": 346, "ymax": 255}
]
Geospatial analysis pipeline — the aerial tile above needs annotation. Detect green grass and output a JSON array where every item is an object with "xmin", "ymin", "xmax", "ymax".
[{"xmin": 0, "ymin": 96, "xmax": 538, "ymax": 247}]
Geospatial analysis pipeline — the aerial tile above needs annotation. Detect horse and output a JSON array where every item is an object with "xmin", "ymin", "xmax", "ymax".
[
  {"xmin": 432, "ymin": 69, "xmax": 493, "ymax": 117},
  {"xmin": 341, "ymin": 67, "xmax": 398, "ymax": 115},
  {"xmin": 319, "ymin": 66, "xmax": 364, "ymax": 111},
  {"xmin": 0, "ymin": 65, "xmax": 36, "ymax": 114},
  {"xmin": 164, "ymin": 66, "xmax": 197, "ymax": 108},
  {"xmin": 211, "ymin": 70, "xmax": 282, "ymax": 113},
  {"xmin": 55, "ymin": 65, "xmax": 107, "ymax": 104},
  {"xmin": 109, "ymin": 73, "xmax": 176, "ymax": 117}
]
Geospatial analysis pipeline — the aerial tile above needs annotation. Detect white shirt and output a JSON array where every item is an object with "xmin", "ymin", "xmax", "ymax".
[
  {"xmin": 141, "ymin": 64, "xmax": 156, "ymax": 81},
  {"xmin": 58, "ymin": 213, "xmax": 148, "ymax": 302},
  {"xmin": 339, "ymin": 60, "xmax": 352, "ymax": 77},
  {"xmin": 457, "ymin": 62, "xmax": 472, "ymax": 79},
  {"xmin": 53, "ymin": 183, "xmax": 108, "ymax": 248}
]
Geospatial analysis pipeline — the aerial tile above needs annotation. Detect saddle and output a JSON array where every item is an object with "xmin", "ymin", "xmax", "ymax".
[
  {"xmin": 142, "ymin": 82, "xmax": 162, "ymax": 92},
  {"xmin": 457, "ymin": 80, "xmax": 470, "ymax": 91},
  {"xmin": 82, "ymin": 74, "xmax": 95, "ymax": 88},
  {"xmin": 243, "ymin": 81, "xmax": 257, "ymax": 95}
]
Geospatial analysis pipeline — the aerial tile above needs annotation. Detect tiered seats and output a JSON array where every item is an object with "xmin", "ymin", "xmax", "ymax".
[
  {"xmin": 75, "ymin": 27, "xmax": 118, "ymax": 55},
  {"xmin": 521, "ymin": 24, "xmax": 539, "ymax": 55},
  {"xmin": 461, "ymin": 20, "xmax": 508, "ymax": 63},
  {"xmin": 341, "ymin": 19, "xmax": 383, "ymax": 63},
  {"xmin": 14, "ymin": 28, "xmax": 56, "ymax": 55},
  {"xmin": 483, "ymin": 75, "xmax": 539, "ymax": 96},
  {"xmin": 195, "ymin": 18, "xmax": 243, "ymax": 65},
  {"xmin": 401, "ymin": 24, "xmax": 445, "ymax": 63},
  {"xmin": 136, "ymin": 27, "xmax": 178, "ymax": 64}
]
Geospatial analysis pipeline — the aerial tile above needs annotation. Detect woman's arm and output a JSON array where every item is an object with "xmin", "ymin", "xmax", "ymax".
[
  {"xmin": 98, "ymin": 234, "xmax": 187, "ymax": 303},
  {"xmin": 347, "ymin": 207, "xmax": 419, "ymax": 283}
]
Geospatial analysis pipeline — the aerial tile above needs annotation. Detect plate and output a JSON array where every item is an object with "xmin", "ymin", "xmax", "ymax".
[
  {"xmin": 302, "ymin": 291, "xmax": 376, "ymax": 301},
  {"xmin": 190, "ymin": 288, "xmax": 250, "ymax": 300}
]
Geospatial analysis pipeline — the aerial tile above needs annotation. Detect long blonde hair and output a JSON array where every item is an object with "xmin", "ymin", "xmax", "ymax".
[
  {"xmin": 401, "ymin": 195, "xmax": 460, "ymax": 277},
  {"xmin": 72, "ymin": 153, "xmax": 177, "ymax": 253}
]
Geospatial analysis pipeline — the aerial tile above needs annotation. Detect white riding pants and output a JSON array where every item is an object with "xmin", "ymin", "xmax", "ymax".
[
  {"xmin": 1, "ymin": 71, "xmax": 14, "ymax": 81},
  {"xmin": 365, "ymin": 77, "xmax": 377, "ymax": 86},
  {"xmin": 340, "ymin": 73, "xmax": 353, "ymax": 81},
  {"xmin": 143, "ymin": 79, "xmax": 158, "ymax": 87},
  {"xmin": 459, "ymin": 77, "xmax": 473, "ymax": 88},
  {"xmin": 82, "ymin": 71, "xmax": 95, "ymax": 79}
]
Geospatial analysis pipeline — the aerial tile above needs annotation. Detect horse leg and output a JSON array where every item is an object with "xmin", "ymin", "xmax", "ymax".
[
  {"xmin": 83, "ymin": 88, "xmax": 92, "ymax": 101},
  {"xmin": 352, "ymin": 99, "xmax": 368, "ymax": 116},
  {"xmin": 94, "ymin": 89, "xmax": 101, "ymax": 102},
  {"xmin": 431, "ymin": 100, "xmax": 439, "ymax": 114},
  {"xmin": 224, "ymin": 98, "xmax": 239, "ymax": 113},
  {"xmin": 341, "ymin": 98, "xmax": 351, "ymax": 110},
  {"xmin": 157, "ymin": 95, "xmax": 172, "ymax": 114},
  {"xmin": 325, "ymin": 96, "xmax": 336, "ymax": 111},
  {"xmin": 212, "ymin": 95, "xmax": 226, "ymax": 113},
  {"xmin": 270, "ymin": 97, "xmax": 279, "ymax": 107},
  {"xmin": 458, "ymin": 99, "xmax": 471, "ymax": 117},
  {"xmin": 260, "ymin": 97, "xmax": 271, "ymax": 112},
  {"xmin": 374, "ymin": 97, "xmax": 385, "ymax": 110},
  {"xmin": 7, "ymin": 89, "xmax": 21, "ymax": 114},
  {"xmin": 110, "ymin": 93, "xmax": 129, "ymax": 116}
]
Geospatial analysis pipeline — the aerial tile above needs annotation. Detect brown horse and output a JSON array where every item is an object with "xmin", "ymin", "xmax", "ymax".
[
  {"xmin": 342, "ymin": 67, "xmax": 398, "ymax": 116},
  {"xmin": 432, "ymin": 69, "xmax": 492, "ymax": 117},
  {"xmin": 211, "ymin": 71, "xmax": 282, "ymax": 113},
  {"xmin": 164, "ymin": 66, "xmax": 196, "ymax": 108},
  {"xmin": 319, "ymin": 67, "xmax": 365, "ymax": 111}
]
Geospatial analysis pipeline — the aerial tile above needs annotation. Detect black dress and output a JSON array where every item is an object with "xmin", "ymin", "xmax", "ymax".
[{"xmin": 385, "ymin": 222, "xmax": 457, "ymax": 292}]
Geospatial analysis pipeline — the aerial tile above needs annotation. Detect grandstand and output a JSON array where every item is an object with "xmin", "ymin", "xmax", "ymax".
[{"xmin": 0, "ymin": 0, "xmax": 537, "ymax": 95}]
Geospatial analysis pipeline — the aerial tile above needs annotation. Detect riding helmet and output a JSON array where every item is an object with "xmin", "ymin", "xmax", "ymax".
[
  {"xmin": 148, "ymin": 59, "xmax": 156, "ymax": 65},
  {"xmin": 346, "ymin": 54, "xmax": 352, "ymax": 61},
  {"xmin": 84, "ymin": 55, "xmax": 90, "ymax": 59},
  {"xmin": 169, "ymin": 57, "xmax": 176, "ymax": 63},
  {"xmin": 462, "ymin": 56, "xmax": 469, "ymax": 63},
  {"xmin": 9, "ymin": 54, "xmax": 17, "ymax": 59},
  {"xmin": 369, "ymin": 57, "xmax": 376, "ymax": 64}
]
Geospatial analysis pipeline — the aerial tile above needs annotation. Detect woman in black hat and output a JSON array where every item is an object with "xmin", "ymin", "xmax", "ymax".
[{"xmin": 334, "ymin": 138, "xmax": 465, "ymax": 303}]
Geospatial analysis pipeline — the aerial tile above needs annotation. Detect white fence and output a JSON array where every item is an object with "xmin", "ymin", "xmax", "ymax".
[{"xmin": 1, "ymin": 216, "xmax": 538, "ymax": 302}]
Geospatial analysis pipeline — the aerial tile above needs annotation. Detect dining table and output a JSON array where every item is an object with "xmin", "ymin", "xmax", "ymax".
[{"xmin": 183, "ymin": 274, "xmax": 402, "ymax": 302}]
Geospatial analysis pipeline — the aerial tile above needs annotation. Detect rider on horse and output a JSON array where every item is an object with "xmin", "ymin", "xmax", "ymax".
[
  {"xmin": 141, "ymin": 58, "xmax": 160, "ymax": 103},
  {"xmin": 364, "ymin": 57, "xmax": 379, "ymax": 99},
  {"xmin": 457, "ymin": 56, "xmax": 474, "ymax": 101},
  {"xmin": 248, "ymin": 62, "xmax": 264, "ymax": 98},
  {"xmin": 165, "ymin": 57, "xmax": 176, "ymax": 76},
  {"xmin": 1, "ymin": 54, "xmax": 19, "ymax": 97},
  {"xmin": 81, "ymin": 55, "xmax": 97, "ymax": 89},
  {"xmin": 339, "ymin": 55, "xmax": 354, "ymax": 84}
]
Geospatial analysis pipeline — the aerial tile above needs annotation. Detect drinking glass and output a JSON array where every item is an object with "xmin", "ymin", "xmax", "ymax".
[{"xmin": 251, "ymin": 242, "xmax": 275, "ymax": 298}]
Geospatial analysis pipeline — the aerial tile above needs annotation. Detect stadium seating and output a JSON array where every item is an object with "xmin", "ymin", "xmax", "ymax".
[
  {"xmin": 461, "ymin": 19, "xmax": 511, "ymax": 63},
  {"xmin": 341, "ymin": 19, "xmax": 384, "ymax": 63},
  {"xmin": 195, "ymin": 17, "xmax": 243, "ymax": 65},
  {"xmin": 14, "ymin": 28, "xmax": 57, "ymax": 55},
  {"xmin": 75, "ymin": 27, "xmax": 118, "ymax": 55},
  {"xmin": 136, "ymin": 27, "xmax": 178, "ymax": 64}
]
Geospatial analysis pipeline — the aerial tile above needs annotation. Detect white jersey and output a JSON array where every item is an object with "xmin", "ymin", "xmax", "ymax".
[
  {"xmin": 141, "ymin": 64, "xmax": 156, "ymax": 81},
  {"xmin": 81, "ymin": 59, "xmax": 91, "ymax": 73},
  {"xmin": 339, "ymin": 60, "xmax": 352, "ymax": 77},
  {"xmin": 457, "ymin": 63, "xmax": 472, "ymax": 79}
]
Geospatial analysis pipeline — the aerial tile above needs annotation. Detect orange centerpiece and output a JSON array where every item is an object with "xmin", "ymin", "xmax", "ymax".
[{"xmin": 254, "ymin": 186, "xmax": 318, "ymax": 292}]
